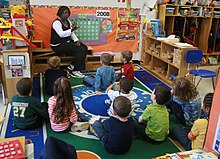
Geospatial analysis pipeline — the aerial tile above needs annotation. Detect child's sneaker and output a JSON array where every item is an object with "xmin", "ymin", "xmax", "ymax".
[
  {"xmin": 70, "ymin": 71, "xmax": 85, "ymax": 78},
  {"xmin": 68, "ymin": 64, "xmax": 74, "ymax": 71},
  {"xmin": 71, "ymin": 122, "xmax": 89, "ymax": 132},
  {"xmin": 89, "ymin": 125, "xmax": 98, "ymax": 137},
  {"xmin": 104, "ymin": 99, "xmax": 111, "ymax": 106},
  {"xmin": 89, "ymin": 115, "xmax": 100, "ymax": 125}
]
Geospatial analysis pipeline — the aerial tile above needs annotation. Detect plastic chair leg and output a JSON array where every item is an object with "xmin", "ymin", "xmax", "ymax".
[{"xmin": 195, "ymin": 77, "xmax": 202, "ymax": 88}]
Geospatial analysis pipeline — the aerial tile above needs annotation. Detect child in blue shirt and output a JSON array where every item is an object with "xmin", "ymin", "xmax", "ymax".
[
  {"xmin": 83, "ymin": 53, "xmax": 116, "ymax": 94},
  {"xmin": 166, "ymin": 77, "xmax": 201, "ymax": 127}
]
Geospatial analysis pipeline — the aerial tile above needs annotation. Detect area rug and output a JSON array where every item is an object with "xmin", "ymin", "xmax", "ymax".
[
  {"xmin": 43, "ymin": 69, "xmax": 180, "ymax": 159},
  {"xmin": 2, "ymin": 76, "xmax": 45, "ymax": 159}
]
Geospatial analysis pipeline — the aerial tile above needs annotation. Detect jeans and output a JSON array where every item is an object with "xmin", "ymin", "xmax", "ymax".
[
  {"xmin": 83, "ymin": 76, "xmax": 95, "ymax": 87},
  {"xmin": 133, "ymin": 120, "xmax": 163, "ymax": 143},
  {"xmin": 92, "ymin": 120, "xmax": 108, "ymax": 147},
  {"xmin": 172, "ymin": 126, "xmax": 192, "ymax": 150}
]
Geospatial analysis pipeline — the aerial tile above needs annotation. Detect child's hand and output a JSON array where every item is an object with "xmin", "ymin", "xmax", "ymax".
[{"xmin": 95, "ymin": 91, "xmax": 102, "ymax": 95}]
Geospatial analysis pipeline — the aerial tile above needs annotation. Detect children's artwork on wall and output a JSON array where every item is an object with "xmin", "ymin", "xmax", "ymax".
[
  {"xmin": 69, "ymin": 14, "xmax": 107, "ymax": 45},
  {"xmin": 116, "ymin": 11, "xmax": 139, "ymax": 42}
]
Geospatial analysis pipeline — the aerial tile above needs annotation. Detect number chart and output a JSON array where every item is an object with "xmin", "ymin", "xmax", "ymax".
[{"xmin": 69, "ymin": 14, "xmax": 107, "ymax": 45}]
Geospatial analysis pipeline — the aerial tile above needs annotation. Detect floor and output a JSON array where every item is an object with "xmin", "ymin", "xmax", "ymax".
[{"xmin": 0, "ymin": 65, "xmax": 219, "ymax": 138}]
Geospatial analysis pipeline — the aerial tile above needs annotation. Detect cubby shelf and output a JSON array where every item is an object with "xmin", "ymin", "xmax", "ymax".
[
  {"xmin": 141, "ymin": 34, "xmax": 197, "ymax": 86},
  {"xmin": 158, "ymin": 4, "xmax": 220, "ymax": 66}
]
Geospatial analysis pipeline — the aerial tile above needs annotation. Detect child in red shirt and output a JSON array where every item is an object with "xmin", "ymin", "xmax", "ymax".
[{"xmin": 116, "ymin": 50, "xmax": 134, "ymax": 80}]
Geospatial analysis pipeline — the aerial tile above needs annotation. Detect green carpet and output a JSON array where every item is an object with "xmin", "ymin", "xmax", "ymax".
[{"xmin": 43, "ymin": 76, "xmax": 180, "ymax": 159}]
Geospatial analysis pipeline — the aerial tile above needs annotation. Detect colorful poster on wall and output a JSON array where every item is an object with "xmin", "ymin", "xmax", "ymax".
[
  {"xmin": 116, "ymin": 12, "xmax": 139, "ymax": 42},
  {"xmin": 213, "ymin": 115, "xmax": 220, "ymax": 153}
]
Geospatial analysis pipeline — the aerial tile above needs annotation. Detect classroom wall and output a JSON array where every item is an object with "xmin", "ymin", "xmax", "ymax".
[{"xmin": 30, "ymin": 0, "xmax": 143, "ymax": 8}]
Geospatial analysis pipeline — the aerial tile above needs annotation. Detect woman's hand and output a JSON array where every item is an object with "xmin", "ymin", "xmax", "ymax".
[
  {"xmin": 75, "ymin": 41, "xmax": 81, "ymax": 46},
  {"xmin": 71, "ymin": 24, "xmax": 79, "ymax": 31}
]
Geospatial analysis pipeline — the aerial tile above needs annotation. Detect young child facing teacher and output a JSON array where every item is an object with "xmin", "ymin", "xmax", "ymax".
[
  {"xmin": 83, "ymin": 53, "xmax": 116, "ymax": 94},
  {"xmin": 171, "ymin": 93, "xmax": 214, "ymax": 150},
  {"xmin": 106, "ymin": 77, "xmax": 137, "ymax": 118},
  {"xmin": 11, "ymin": 78, "xmax": 49, "ymax": 130},
  {"xmin": 48, "ymin": 77, "xmax": 89, "ymax": 132},
  {"xmin": 134, "ymin": 85, "xmax": 171, "ymax": 142},
  {"xmin": 44, "ymin": 56, "xmax": 68, "ymax": 96},
  {"xmin": 116, "ymin": 50, "xmax": 134, "ymax": 80},
  {"xmin": 91, "ymin": 96, "xmax": 134, "ymax": 154},
  {"xmin": 166, "ymin": 77, "xmax": 201, "ymax": 127}
]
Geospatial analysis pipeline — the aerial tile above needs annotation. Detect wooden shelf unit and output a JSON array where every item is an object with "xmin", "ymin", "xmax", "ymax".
[
  {"xmin": 158, "ymin": 4, "xmax": 220, "ymax": 65},
  {"xmin": 141, "ymin": 34, "xmax": 197, "ymax": 86}
]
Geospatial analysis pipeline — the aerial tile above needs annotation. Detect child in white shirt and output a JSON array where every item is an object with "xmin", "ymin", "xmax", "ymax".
[{"xmin": 106, "ymin": 77, "xmax": 138, "ymax": 118}]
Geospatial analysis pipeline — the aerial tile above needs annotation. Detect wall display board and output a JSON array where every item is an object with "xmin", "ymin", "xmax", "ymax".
[
  {"xmin": 213, "ymin": 115, "xmax": 220, "ymax": 154},
  {"xmin": 204, "ymin": 73, "xmax": 220, "ymax": 152},
  {"xmin": 69, "ymin": 14, "xmax": 107, "ymax": 45},
  {"xmin": 116, "ymin": 12, "xmax": 139, "ymax": 42},
  {"xmin": 32, "ymin": 6, "xmax": 139, "ymax": 52}
]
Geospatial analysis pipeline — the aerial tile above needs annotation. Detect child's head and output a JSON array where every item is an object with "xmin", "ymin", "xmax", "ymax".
[
  {"xmin": 100, "ymin": 53, "xmax": 111, "ymax": 66},
  {"xmin": 16, "ymin": 78, "xmax": 32, "ymax": 96},
  {"xmin": 48, "ymin": 56, "xmax": 61, "ymax": 69},
  {"xmin": 53, "ymin": 77, "xmax": 72, "ymax": 98},
  {"xmin": 113, "ymin": 96, "xmax": 131, "ymax": 118},
  {"xmin": 151, "ymin": 85, "xmax": 171, "ymax": 105},
  {"xmin": 172, "ymin": 77, "xmax": 197, "ymax": 101},
  {"xmin": 120, "ymin": 50, "xmax": 133, "ymax": 63},
  {"xmin": 202, "ymin": 93, "xmax": 214, "ymax": 117},
  {"xmin": 119, "ymin": 77, "xmax": 133, "ymax": 94},
  {"xmin": 53, "ymin": 77, "xmax": 75, "ymax": 123}
]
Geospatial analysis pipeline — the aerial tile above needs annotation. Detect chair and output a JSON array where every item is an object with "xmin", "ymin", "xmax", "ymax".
[{"xmin": 185, "ymin": 50, "xmax": 217, "ymax": 90}]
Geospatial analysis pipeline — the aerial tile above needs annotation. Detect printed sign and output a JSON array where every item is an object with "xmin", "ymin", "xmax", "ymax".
[{"xmin": 96, "ymin": 10, "xmax": 110, "ymax": 18}]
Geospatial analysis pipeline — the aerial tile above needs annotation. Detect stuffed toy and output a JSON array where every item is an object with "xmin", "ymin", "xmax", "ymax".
[{"xmin": 9, "ymin": 5, "xmax": 34, "ymax": 38}]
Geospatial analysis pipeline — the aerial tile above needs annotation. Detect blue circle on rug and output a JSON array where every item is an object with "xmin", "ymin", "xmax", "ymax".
[
  {"xmin": 72, "ymin": 85, "xmax": 152, "ymax": 119},
  {"xmin": 82, "ymin": 94, "xmax": 109, "ymax": 116}
]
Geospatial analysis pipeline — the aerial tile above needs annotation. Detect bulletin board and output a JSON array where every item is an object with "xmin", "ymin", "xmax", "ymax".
[
  {"xmin": 204, "ymin": 72, "xmax": 220, "ymax": 152},
  {"xmin": 69, "ymin": 14, "xmax": 107, "ymax": 45},
  {"xmin": 32, "ymin": 6, "xmax": 140, "ymax": 52}
]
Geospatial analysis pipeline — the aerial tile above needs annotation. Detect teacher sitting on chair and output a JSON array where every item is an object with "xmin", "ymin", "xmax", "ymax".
[{"xmin": 50, "ymin": 6, "xmax": 87, "ymax": 78}]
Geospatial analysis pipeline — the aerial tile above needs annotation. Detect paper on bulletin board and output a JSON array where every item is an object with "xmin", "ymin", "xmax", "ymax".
[
  {"xmin": 212, "ymin": 115, "xmax": 220, "ymax": 154},
  {"xmin": 116, "ymin": 12, "xmax": 139, "ymax": 42}
]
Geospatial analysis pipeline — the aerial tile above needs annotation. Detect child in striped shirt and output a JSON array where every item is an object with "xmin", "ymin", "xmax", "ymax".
[{"xmin": 48, "ymin": 77, "xmax": 89, "ymax": 132}]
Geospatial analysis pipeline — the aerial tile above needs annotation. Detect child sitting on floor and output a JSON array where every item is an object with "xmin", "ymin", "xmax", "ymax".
[
  {"xmin": 106, "ymin": 77, "xmax": 137, "ymax": 118},
  {"xmin": 83, "ymin": 53, "xmax": 116, "ymax": 94},
  {"xmin": 134, "ymin": 85, "xmax": 171, "ymax": 142},
  {"xmin": 165, "ymin": 77, "xmax": 201, "ymax": 127},
  {"xmin": 48, "ymin": 77, "xmax": 89, "ymax": 132},
  {"xmin": 171, "ymin": 93, "xmax": 214, "ymax": 150},
  {"xmin": 115, "ymin": 50, "xmax": 134, "ymax": 80},
  {"xmin": 11, "ymin": 78, "xmax": 49, "ymax": 130},
  {"xmin": 45, "ymin": 56, "xmax": 68, "ymax": 95},
  {"xmin": 91, "ymin": 96, "xmax": 134, "ymax": 154}
]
